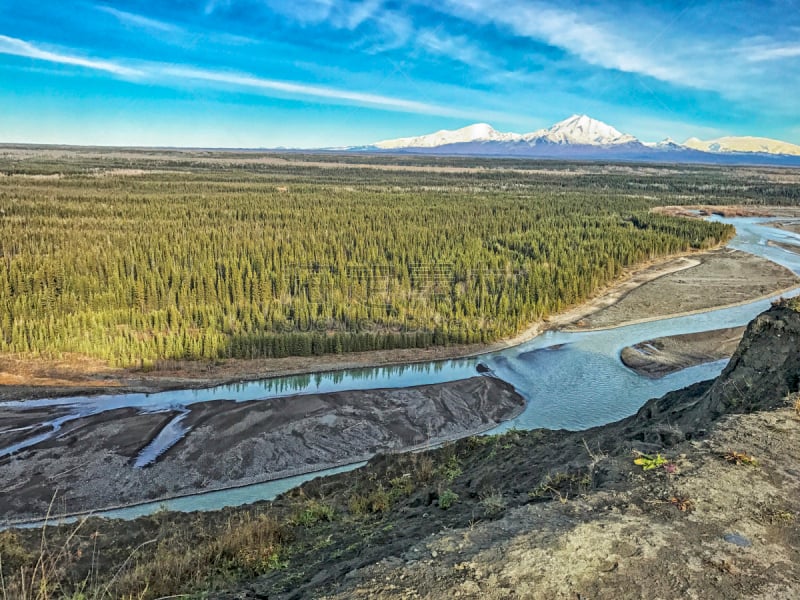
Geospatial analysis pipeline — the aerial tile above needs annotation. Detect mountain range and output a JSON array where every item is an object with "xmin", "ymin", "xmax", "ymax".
[{"xmin": 349, "ymin": 115, "xmax": 800, "ymax": 165}]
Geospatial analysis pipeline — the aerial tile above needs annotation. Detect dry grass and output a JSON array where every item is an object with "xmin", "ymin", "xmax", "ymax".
[
  {"xmin": 723, "ymin": 450, "xmax": 759, "ymax": 466},
  {"xmin": 1, "ymin": 509, "xmax": 290, "ymax": 600},
  {"xmin": 106, "ymin": 513, "xmax": 288, "ymax": 599}
]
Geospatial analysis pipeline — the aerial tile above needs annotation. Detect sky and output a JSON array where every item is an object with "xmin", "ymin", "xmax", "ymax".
[{"xmin": 0, "ymin": 0, "xmax": 799, "ymax": 147}]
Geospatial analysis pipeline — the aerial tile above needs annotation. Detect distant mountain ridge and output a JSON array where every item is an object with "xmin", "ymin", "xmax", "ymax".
[
  {"xmin": 358, "ymin": 115, "xmax": 800, "ymax": 165},
  {"xmin": 683, "ymin": 136, "xmax": 800, "ymax": 156}
]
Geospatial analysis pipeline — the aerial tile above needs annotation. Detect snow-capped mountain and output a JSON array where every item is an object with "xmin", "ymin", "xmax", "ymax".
[
  {"xmin": 523, "ymin": 114, "xmax": 638, "ymax": 146},
  {"xmin": 373, "ymin": 115, "xmax": 638, "ymax": 149},
  {"xmin": 374, "ymin": 123, "xmax": 521, "ymax": 149},
  {"xmin": 359, "ymin": 115, "xmax": 800, "ymax": 165},
  {"xmin": 683, "ymin": 136, "xmax": 800, "ymax": 157},
  {"xmin": 644, "ymin": 138, "xmax": 685, "ymax": 150}
]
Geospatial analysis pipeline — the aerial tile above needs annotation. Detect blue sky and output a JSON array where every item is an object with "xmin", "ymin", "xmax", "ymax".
[{"xmin": 1, "ymin": 0, "xmax": 799, "ymax": 147}]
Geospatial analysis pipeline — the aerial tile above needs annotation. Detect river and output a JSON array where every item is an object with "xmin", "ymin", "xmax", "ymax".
[{"xmin": 4, "ymin": 216, "xmax": 800, "ymax": 525}]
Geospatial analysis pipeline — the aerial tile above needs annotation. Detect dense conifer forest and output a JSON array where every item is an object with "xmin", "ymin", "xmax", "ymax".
[{"xmin": 6, "ymin": 149, "xmax": 792, "ymax": 367}]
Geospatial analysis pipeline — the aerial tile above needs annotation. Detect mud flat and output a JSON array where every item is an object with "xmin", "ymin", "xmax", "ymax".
[
  {"xmin": 767, "ymin": 239, "xmax": 800, "ymax": 254},
  {"xmin": 620, "ymin": 326, "xmax": 745, "ymax": 378},
  {"xmin": 0, "ymin": 376, "xmax": 523, "ymax": 523},
  {"xmin": 770, "ymin": 221, "xmax": 800, "ymax": 235},
  {"xmin": 566, "ymin": 248, "xmax": 799, "ymax": 330}
]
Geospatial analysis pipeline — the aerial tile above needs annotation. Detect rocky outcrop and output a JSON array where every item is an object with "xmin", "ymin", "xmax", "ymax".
[{"xmin": 633, "ymin": 301, "xmax": 800, "ymax": 438}]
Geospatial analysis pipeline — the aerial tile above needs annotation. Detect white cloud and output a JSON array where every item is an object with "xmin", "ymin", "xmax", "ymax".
[
  {"xmin": 0, "ymin": 34, "xmax": 505, "ymax": 120},
  {"xmin": 743, "ymin": 43, "xmax": 800, "ymax": 62},
  {"xmin": 159, "ymin": 65, "xmax": 455, "ymax": 113},
  {"xmin": 415, "ymin": 29, "xmax": 497, "ymax": 70},
  {"xmin": 0, "ymin": 34, "xmax": 141, "ymax": 76},
  {"xmin": 434, "ymin": 0, "xmax": 690, "ymax": 86},
  {"xmin": 96, "ymin": 6, "xmax": 180, "ymax": 34},
  {"xmin": 95, "ymin": 5, "xmax": 258, "ymax": 47},
  {"xmin": 420, "ymin": 0, "xmax": 800, "ymax": 114}
]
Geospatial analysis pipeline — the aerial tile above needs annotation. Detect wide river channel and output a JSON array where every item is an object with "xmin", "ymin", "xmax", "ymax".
[{"xmin": 5, "ymin": 216, "xmax": 800, "ymax": 525}]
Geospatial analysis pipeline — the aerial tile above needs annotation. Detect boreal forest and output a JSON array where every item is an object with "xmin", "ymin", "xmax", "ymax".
[{"xmin": 5, "ymin": 150, "xmax": 795, "ymax": 367}]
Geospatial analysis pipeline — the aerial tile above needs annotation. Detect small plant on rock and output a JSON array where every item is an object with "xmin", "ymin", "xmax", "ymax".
[
  {"xmin": 479, "ymin": 489, "xmax": 506, "ymax": 516},
  {"xmin": 634, "ymin": 453, "xmax": 668, "ymax": 471},
  {"xmin": 290, "ymin": 500, "xmax": 335, "ymax": 527},
  {"xmin": 723, "ymin": 450, "xmax": 758, "ymax": 466},
  {"xmin": 438, "ymin": 454, "xmax": 462, "ymax": 483},
  {"xmin": 669, "ymin": 495, "xmax": 694, "ymax": 512},
  {"xmin": 438, "ymin": 489, "xmax": 459, "ymax": 510}
]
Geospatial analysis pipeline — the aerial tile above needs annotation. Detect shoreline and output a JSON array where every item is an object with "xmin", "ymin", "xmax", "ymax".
[
  {"xmin": 2, "ymin": 398, "xmax": 523, "ymax": 529},
  {"xmin": 568, "ymin": 282, "xmax": 800, "ymax": 333},
  {"xmin": 1, "ymin": 376, "xmax": 525, "ymax": 524},
  {"xmin": 3, "ymin": 207, "xmax": 799, "ymax": 403},
  {"xmin": 619, "ymin": 326, "xmax": 746, "ymax": 379},
  {"xmin": 0, "ymin": 248, "xmax": 713, "ymax": 402}
]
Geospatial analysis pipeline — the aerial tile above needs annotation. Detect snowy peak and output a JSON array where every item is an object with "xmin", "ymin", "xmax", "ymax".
[
  {"xmin": 525, "ymin": 114, "xmax": 638, "ymax": 146},
  {"xmin": 683, "ymin": 136, "xmax": 800, "ymax": 157},
  {"xmin": 365, "ymin": 115, "xmax": 800, "ymax": 161},
  {"xmin": 374, "ymin": 115, "xmax": 639, "ymax": 150},
  {"xmin": 644, "ymin": 137, "xmax": 685, "ymax": 150},
  {"xmin": 374, "ymin": 123, "xmax": 521, "ymax": 149}
]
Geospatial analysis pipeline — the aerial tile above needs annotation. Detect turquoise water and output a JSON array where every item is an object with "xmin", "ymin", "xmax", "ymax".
[{"xmin": 4, "ymin": 217, "xmax": 800, "ymax": 526}]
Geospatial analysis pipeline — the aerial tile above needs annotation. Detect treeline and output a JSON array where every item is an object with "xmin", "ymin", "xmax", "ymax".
[{"xmin": 0, "ymin": 155, "xmax": 740, "ymax": 366}]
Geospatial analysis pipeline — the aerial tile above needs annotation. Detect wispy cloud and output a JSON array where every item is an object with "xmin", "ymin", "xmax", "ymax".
[
  {"xmin": 158, "ymin": 65, "xmax": 469, "ymax": 116},
  {"xmin": 415, "ymin": 29, "xmax": 497, "ymax": 70},
  {"xmin": 0, "ymin": 34, "xmax": 141, "ymax": 76},
  {"xmin": 262, "ymin": 0, "xmax": 382, "ymax": 29},
  {"xmin": 421, "ymin": 0, "xmax": 800, "ymax": 115},
  {"xmin": 433, "ymin": 0, "xmax": 690, "ymax": 86},
  {"xmin": 96, "ymin": 6, "xmax": 180, "ymax": 34},
  {"xmin": 742, "ymin": 42, "xmax": 800, "ymax": 62},
  {"xmin": 95, "ymin": 5, "xmax": 258, "ymax": 46},
  {"xmin": 0, "ymin": 34, "xmax": 501, "ymax": 120}
]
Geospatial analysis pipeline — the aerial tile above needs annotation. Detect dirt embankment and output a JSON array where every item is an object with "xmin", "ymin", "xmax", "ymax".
[
  {"xmin": 567, "ymin": 248, "xmax": 799, "ymax": 331},
  {"xmin": 0, "ymin": 376, "xmax": 523, "ymax": 524},
  {"xmin": 620, "ymin": 326, "xmax": 746, "ymax": 378},
  {"xmin": 248, "ymin": 302, "xmax": 800, "ymax": 599},
  {"xmin": 320, "ymin": 405, "xmax": 800, "ymax": 600}
]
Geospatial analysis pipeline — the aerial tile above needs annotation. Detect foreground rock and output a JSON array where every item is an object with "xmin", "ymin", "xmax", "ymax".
[
  {"xmin": 0, "ymin": 376, "xmax": 523, "ymax": 523},
  {"xmin": 620, "ymin": 326, "xmax": 745, "ymax": 378}
]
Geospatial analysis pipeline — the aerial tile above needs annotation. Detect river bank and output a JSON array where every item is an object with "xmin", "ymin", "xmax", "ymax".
[
  {"xmin": 565, "ymin": 248, "xmax": 799, "ymax": 331},
  {"xmin": 620, "ymin": 326, "xmax": 746, "ymax": 378},
  {"xmin": 0, "ymin": 376, "xmax": 523, "ymax": 524},
  {"xmin": 2, "ymin": 242, "xmax": 790, "ymax": 403}
]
